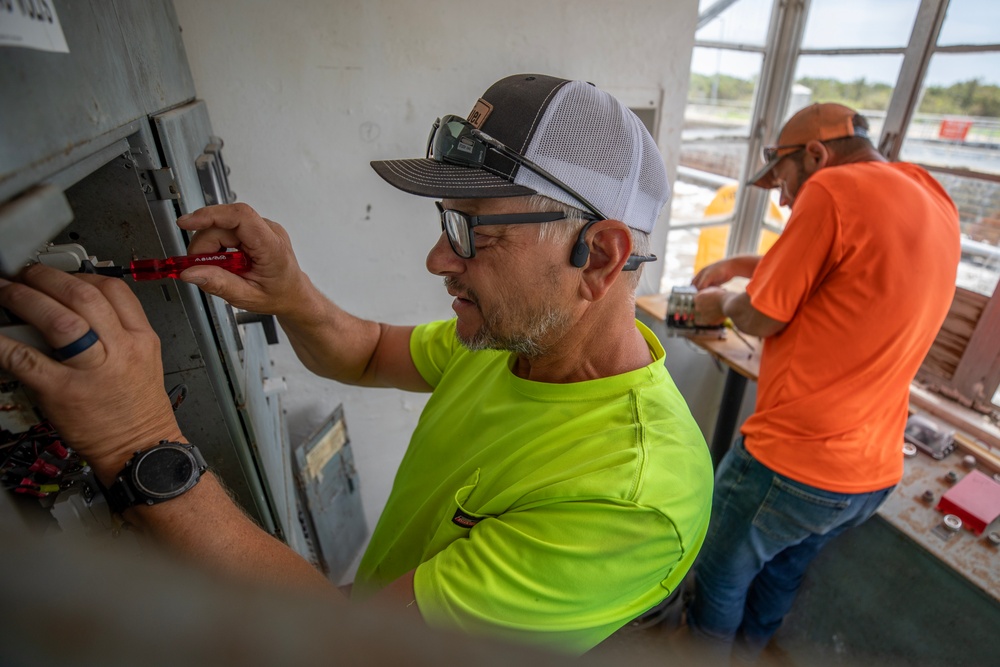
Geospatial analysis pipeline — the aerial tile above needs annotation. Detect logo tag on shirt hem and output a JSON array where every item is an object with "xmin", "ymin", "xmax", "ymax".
[{"xmin": 452, "ymin": 510, "xmax": 482, "ymax": 528}]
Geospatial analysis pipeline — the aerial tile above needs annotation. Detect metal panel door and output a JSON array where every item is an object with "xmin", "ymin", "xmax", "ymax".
[{"xmin": 151, "ymin": 101, "xmax": 311, "ymax": 557}]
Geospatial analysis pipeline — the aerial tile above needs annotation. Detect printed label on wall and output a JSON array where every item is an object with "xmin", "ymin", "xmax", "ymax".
[{"xmin": 0, "ymin": 0, "xmax": 68, "ymax": 53}]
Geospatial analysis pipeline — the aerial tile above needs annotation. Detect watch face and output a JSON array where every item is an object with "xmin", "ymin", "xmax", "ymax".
[{"xmin": 133, "ymin": 446, "xmax": 197, "ymax": 498}]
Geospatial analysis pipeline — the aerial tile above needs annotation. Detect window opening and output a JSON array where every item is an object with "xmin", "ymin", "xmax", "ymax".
[{"xmin": 674, "ymin": 0, "xmax": 1000, "ymax": 419}]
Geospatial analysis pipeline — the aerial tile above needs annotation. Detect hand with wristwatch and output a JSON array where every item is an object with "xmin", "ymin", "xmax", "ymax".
[
  {"xmin": 0, "ymin": 265, "xmax": 206, "ymax": 516},
  {"xmin": 0, "ymin": 219, "xmax": 331, "ymax": 595}
]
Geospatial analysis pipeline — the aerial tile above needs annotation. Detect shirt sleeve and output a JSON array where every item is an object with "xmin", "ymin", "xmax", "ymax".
[
  {"xmin": 747, "ymin": 182, "xmax": 843, "ymax": 323},
  {"xmin": 413, "ymin": 499, "xmax": 684, "ymax": 653},
  {"xmin": 409, "ymin": 319, "xmax": 461, "ymax": 388}
]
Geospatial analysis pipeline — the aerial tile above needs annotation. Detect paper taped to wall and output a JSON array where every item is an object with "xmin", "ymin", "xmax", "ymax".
[{"xmin": 0, "ymin": 1, "xmax": 69, "ymax": 53}]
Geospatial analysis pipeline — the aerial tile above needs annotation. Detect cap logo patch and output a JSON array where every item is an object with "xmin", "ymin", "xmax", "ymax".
[
  {"xmin": 468, "ymin": 99, "xmax": 493, "ymax": 129},
  {"xmin": 452, "ymin": 509, "xmax": 482, "ymax": 528}
]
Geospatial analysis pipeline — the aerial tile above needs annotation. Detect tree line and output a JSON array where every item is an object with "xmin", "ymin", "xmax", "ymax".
[{"xmin": 690, "ymin": 73, "xmax": 1000, "ymax": 118}]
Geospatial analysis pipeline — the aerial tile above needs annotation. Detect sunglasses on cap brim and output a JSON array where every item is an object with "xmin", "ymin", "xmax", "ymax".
[{"xmin": 426, "ymin": 114, "xmax": 608, "ymax": 221}]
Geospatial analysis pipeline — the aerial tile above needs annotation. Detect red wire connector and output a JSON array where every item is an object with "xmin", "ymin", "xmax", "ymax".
[
  {"xmin": 28, "ymin": 459, "xmax": 60, "ymax": 478},
  {"xmin": 44, "ymin": 442, "xmax": 70, "ymax": 460},
  {"xmin": 14, "ymin": 478, "xmax": 58, "ymax": 497}
]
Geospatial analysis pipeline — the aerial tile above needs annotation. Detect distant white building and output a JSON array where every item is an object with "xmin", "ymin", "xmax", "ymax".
[{"xmin": 788, "ymin": 83, "xmax": 813, "ymax": 117}]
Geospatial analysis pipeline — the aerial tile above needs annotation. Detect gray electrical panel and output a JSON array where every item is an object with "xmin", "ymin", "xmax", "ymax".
[{"xmin": 0, "ymin": 0, "xmax": 365, "ymax": 576}]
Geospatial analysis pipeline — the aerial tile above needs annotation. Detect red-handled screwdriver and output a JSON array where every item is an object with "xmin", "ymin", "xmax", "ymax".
[
  {"xmin": 83, "ymin": 251, "xmax": 251, "ymax": 281},
  {"xmin": 127, "ymin": 250, "xmax": 251, "ymax": 281}
]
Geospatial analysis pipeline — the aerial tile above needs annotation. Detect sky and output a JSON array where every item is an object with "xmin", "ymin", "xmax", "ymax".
[{"xmin": 692, "ymin": 0, "xmax": 1000, "ymax": 86}]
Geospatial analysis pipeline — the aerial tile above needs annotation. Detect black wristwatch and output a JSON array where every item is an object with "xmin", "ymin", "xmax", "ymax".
[{"xmin": 106, "ymin": 441, "xmax": 208, "ymax": 515}]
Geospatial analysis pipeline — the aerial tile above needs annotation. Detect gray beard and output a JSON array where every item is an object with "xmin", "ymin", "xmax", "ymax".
[
  {"xmin": 462, "ymin": 306, "xmax": 569, "ymax": 358},
  {"xmin": 445, "ymin": 278, "xmax": 571, "ymax": 359}
]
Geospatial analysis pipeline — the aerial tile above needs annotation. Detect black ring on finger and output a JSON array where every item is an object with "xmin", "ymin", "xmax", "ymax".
[{"xmin": 53, "ymin": 329, "xmax": 100, "ymax": 361}]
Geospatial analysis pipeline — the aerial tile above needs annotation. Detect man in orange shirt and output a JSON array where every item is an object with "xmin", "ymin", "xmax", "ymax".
[{"xmin": 687, "ymin": 103, "xmax": 960, "ymax": 661}]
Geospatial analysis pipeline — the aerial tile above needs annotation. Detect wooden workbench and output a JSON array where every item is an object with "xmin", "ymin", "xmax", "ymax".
[{"xmin": 636, "ymin": 293, "xmax": 761, "ymax": 379}]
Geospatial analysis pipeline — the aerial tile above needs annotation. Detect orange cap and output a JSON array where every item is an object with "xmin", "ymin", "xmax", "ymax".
[{"xmin": 749, "ymin": 103, "xmax": 866, "ymax": 188}]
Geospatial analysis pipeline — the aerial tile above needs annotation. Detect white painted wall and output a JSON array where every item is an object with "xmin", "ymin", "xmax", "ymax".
[{"xmin": 172, "ymin": 0, "xmax": 698, "ymax": 578}]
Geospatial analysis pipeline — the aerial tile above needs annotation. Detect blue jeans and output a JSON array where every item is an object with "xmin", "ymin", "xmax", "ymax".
[{"xmin": 687, "ymin": 437, "xmax": 894, "ymax": 662}]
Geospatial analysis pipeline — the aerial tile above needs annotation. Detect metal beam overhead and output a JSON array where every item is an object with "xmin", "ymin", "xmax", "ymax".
[{"xmin": 697, "ymin": 0, "xmax": 742, "ymax": 30}]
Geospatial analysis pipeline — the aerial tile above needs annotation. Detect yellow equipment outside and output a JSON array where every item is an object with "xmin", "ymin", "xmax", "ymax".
[{"xmin": 694, "ymin": 184, "xmax": 788, "ymax": 274}]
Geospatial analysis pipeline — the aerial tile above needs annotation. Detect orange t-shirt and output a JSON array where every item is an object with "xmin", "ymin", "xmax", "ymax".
[{"xmin": 742, "ymin": 161, "xmax": 960, "ymax": 493}]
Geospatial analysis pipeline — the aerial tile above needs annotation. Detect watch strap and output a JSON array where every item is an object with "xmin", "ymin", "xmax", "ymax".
[{"xmin": 105, "ymin": 469, "xmax": 138, "ymax": 515}]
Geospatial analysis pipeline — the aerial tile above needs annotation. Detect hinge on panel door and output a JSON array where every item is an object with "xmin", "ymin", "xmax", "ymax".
[{"xmin": 137, "ymin": 164, "xmax": 181, "ymax": 203}]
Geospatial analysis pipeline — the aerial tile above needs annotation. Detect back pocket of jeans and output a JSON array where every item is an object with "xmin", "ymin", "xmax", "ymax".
[{"xmin": 752, "ymin": 476, "xmax": 851, "ymax": 542}]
